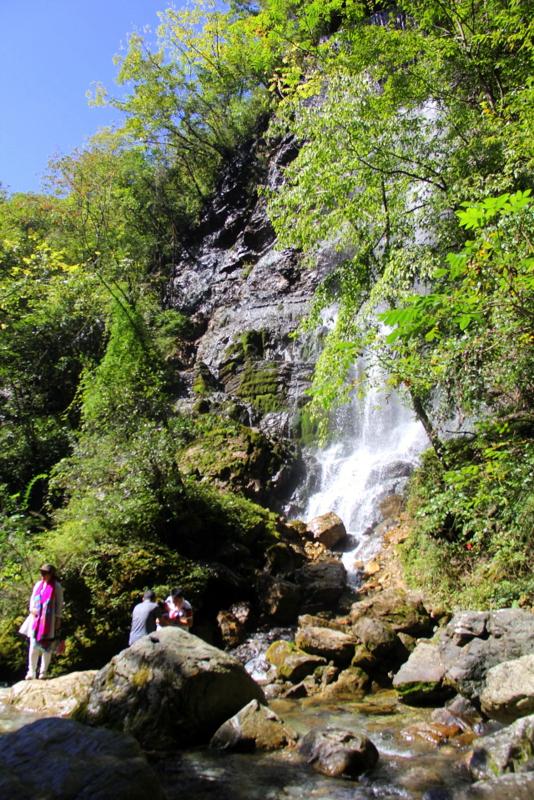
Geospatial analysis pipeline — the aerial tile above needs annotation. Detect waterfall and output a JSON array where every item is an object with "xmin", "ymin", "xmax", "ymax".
[{"xmin": 302, "ymin": 381, "xmax": 429, "ymax": 584}]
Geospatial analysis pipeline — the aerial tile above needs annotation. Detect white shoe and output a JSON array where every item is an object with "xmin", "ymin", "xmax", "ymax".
[{"xmin": 25, "ymin": 672, "xmax": 36, "ymax": 680}]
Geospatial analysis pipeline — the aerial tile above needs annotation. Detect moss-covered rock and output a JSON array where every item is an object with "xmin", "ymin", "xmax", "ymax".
[
  {"xmin": 176, "ymin": 421, "xmax": 293, "ymax": 502},
  {"xmin": 75, "ymin": 627, "xmax": 266, "ymax": 748},
  {"xmin": 294, "ymin": 407, "xmax": 319, "ymax": 445},
  {"xmin": 266, "ymin": 639, "xmax": 327, "ymax": 682},
  {"xmin": 193, "ymin": 362, "xmax": 219, "ymax": 395}
]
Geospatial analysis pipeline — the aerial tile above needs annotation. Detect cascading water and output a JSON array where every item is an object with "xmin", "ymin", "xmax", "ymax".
[{"xmin": 302, "ymin": 376, "xmax": 429, "ymax": 584}]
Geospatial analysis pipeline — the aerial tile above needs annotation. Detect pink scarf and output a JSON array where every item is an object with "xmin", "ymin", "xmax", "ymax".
[{"xmin": 32, "ymin": 579, "xmax": 56, "ymax": 641}]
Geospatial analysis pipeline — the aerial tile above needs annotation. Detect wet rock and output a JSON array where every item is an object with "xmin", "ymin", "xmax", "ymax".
[
  {"xmin": 454, "ymin": 772, "xmax": 534, "ymax": 799},
  {"xmin": 263, "ymin": 683, "xmax": 286, "ymax": 699},
  {"xmin": 298, "ymin": 613, "xmax": 348, "ymax": 632},
  {"xmin": 282, "ymin": 681, "xmax": 309, "ymax": 698},
  {"xmin": 353, "ymin": 617, "xmax": 399, "ymax": 657},
  {"xmin": 210, "ymin": 698, "xmax": 298, "ymax": 751},
  {"xmin": 401, "ymin": 721, "xmax": 463, "ymax": 745},
  {"xmin": 423, "ymin": 790, "xmax": 454, "ymax": 800},
  {"xmin": 379, "ymin": 494, "xmax": 404, "ymax": 520},
  {"xmin": 217, "ymin": 609, "xmax": 247, "ymax": 647},
  {"xmin": 319, "ymin": 666, "xmax": 370, "ymax": 699},
  {"xmin": 0, "ymin": 717, "xmax": 166, "ymax": 800},
  {"xmin": 256, "ymin": 573, "xmax": 302, "ymax": 623},
  {"xmin": 3, "ymin": 671, "xmax": 97, "ymax": 717},
  {"xmin": 297, "ymin": 727, "xmax": 379, "ymax": 778},
  {"xmin": 399, "ymin": 766, "xmax": 445, "ymax": 794},
  {"xmin": 432, "ymin": 695, "xmax": 484, "ymax": 733},
  {"xmin": 265, "ymin": 639, "xmax": 327, "ymax": 682},
  {"xmin": 296, "ymin": 559, "xmax": 347, "ymax": 612},
  {"xmin": 480, "ymin": 654, "xmax": 534, "ymax": 723},
  {"xmin": 74, "ymin": 627, "xmax": 265, "ymax": 748},
  {"xmin": 395, "ymin": 608, "xmax": 534, "ymax": 708},
  {"xmin": 295, "ymin": 626, "xmax": 356, "ymax": 667},
  {"xmin": 466, "ymin": 712, "xmax": 534, "ymax": 781},
  {"xmin": 393, "ymin": 641, "xmax": 456, "ymax": 706},
  {"xmin": 318, "ymin": 663, "xmax": 340, "ymax": 687},
  {"xmin": 305, "ymin": 512, "xmax": 347, "ymax": 549},
  {"xmin": 439, "ymin": 609, "xmax": 534, "ymax": 703},
  {"xmin": 350, "ymin": 588, "xmax": 433, "ymax": 636}
]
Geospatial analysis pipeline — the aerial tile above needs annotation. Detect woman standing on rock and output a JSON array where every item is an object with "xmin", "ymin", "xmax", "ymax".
[{"xmin": 25, "ymin": 563, "xmax": 63, "ymax": 680}]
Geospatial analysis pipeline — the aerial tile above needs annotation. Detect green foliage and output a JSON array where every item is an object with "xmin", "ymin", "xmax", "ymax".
[
  {"xmin": 176, "ymin": 414, "xmax": 292, "ymax": 495},
  {"xmin": 379, "ymin": 191, "xmax": 534, "ymax": 419},
  {"xmin": 403, "ymin": 424, "xmax": 534, "ymax": 609},
  {"xmin": 57, "ymin": 544, "xmax": 208, "ymax": 670},
  {"xmin": 265, "ymin": 0, "xmax": 534, "ymax": 441},
  {"xmin": 48, "ymin": 422, "xmax": 185, "ymax": 558}
]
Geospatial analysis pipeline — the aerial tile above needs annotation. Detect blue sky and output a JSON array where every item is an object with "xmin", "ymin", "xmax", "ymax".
[{"xmin": 0, "ymin": 1, "xmax": 172, "ymax": 195}]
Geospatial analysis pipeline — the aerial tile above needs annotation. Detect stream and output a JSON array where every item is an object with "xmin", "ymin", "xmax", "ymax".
[
  {"xmin": 0, "ymin": 686, "xmax": 489, "ymax": 800},
  {"xmin": 156, "ymin": 694, "xmax": 480, "ymax": 800}
]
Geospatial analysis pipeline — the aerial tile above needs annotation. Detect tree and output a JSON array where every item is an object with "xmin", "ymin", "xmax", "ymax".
[{"xmin": 265, "ymin": 0, "xmax": 534, "ymax": 446}]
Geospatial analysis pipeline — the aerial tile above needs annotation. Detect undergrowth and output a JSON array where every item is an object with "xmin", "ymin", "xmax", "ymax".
[{"xmin": 401, "ymin": 419, "xmax": 534, "ymax": 610}]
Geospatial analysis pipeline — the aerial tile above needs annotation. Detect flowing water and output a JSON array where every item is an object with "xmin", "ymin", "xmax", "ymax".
[
  {"xmin": 155, "ymin": 693, "xmax": 481, "ymax": 800},
  {"xmin": 302, "ymin": 382, "xmax": 429, "ymax": 582}
]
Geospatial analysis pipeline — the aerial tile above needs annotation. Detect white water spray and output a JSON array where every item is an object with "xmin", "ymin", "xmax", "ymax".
[{"xmin": 303, "ymin": 379, "xmax": 429, "ymax": 583}]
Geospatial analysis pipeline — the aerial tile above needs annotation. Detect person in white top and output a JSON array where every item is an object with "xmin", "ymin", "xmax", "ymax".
[{"xmin": 166, "ymin": 588, "xmax": 193, "ymax": 630}]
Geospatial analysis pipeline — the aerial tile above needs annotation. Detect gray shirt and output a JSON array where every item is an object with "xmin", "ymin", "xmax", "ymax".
[{"xmin": 129, "ymin": 600, "xmax": 160, "ymax": 646}]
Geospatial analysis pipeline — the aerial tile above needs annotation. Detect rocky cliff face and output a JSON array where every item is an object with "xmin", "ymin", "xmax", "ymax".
[{"xmin": 167, "ymin": 135, "xmax": 342, "ymax": 510}]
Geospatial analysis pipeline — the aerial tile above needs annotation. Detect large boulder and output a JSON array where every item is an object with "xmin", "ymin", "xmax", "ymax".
[
  {"xmin": 466, "ymin": 712, "xmax": 534, "ymax": 781},
  {"xmin": 295, "ymin": 626, "xmax": 356, "ymax": 667},
  {"xmin": 319, "ymin": 666, "xmax": 370, "ymax": 699},
  {"xmin": 0, "ymin": 717, "xmax": 166, "ymax": 800},
  {"xmin": 351, "ymin": 588, "xmax": 432, "ymax": 636},
  {"xmin": 480, "ymin": 654, "xmax": 534, "ymax": 723},
  {"xmin": 441, "ymin": 609, "xmax": 534, "ymax": 702},
  {"xmin": 297, "ymin": 727, "xmax": 379, "ymax": 778},
  {"xmin": 74, "ymin": 627, "xmax": 265, "ymax": 748},
  {"xmin": 305, "ymin": 512, "xmax": 347, "ymax": 549},
  {"xmin": 265, "ymin": 639, "xmax": 327, "ymax": 682},
  {"xmin": 393, "ymin": 641, "xmax": 456, "ymax": 706},
  {"xmin": 395, "ymin": 609, "xmax": 534, "ymax": 707},
  {"xmin": 352, "ymin": 617, "xmax": 399, "ymax": 658},
  {"xmin": 296, "ymin": 559, "xmax": 347, "ymax": 612},
  {"xmin": 256, "ymin": 573, "xmax": 302, "ymax": 623},
  {"xmin": 210, "ymin": 698, "xmax": 298, "ymax": 751},
  {"xmin": 2, "ymin": 671, "xmax": 96, "ymax": 717}
]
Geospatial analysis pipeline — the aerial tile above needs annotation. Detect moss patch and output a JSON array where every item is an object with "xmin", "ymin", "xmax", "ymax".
[
  {"xmin": 176, "ymin": 422, "xmax": 290, "ymax": 498},
  {"xmin": 294, "ymin": 408, "xmax": 319, "ymax": 445}
]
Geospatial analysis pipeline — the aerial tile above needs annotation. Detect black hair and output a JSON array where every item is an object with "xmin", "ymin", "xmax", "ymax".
[
  {"xmin": 171, "ymin": 588, "xmax": 183, "ymax": 600},
  {"xmin": 143, "ymin": 589, "xmax": 156, "ymax": 601}
]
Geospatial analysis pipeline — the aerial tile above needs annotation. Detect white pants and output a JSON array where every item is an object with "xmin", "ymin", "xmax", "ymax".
[{"xmin": 28, "ymin": 636, "xmax": 52, "ymax": 678}]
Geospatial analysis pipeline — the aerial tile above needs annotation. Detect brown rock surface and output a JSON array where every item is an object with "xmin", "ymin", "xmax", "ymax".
[
  {"xmin": 295, "ymin": 626, "xmax": 356, "ymax": 667},
  {"xmin": 210, "ymin": 698, "xmax": 298, "ymax": 751},
  {"xmin": 305, "ymin": 512, "xmax": 347, "ymax": 549},
  {"xmin": 297, "ymin": 726, "xmax": 378, "ymax": 778},
  {"xmin": 4, "ymin": 671, "xmax": 97, "ymax": 717},
  {"xmin": 74, "ymin": 627, "xmax": 265, "ymax": 748},
  {"xmin": 266, "ymin": 639, "xmax": 327, "ymax": 683}
]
